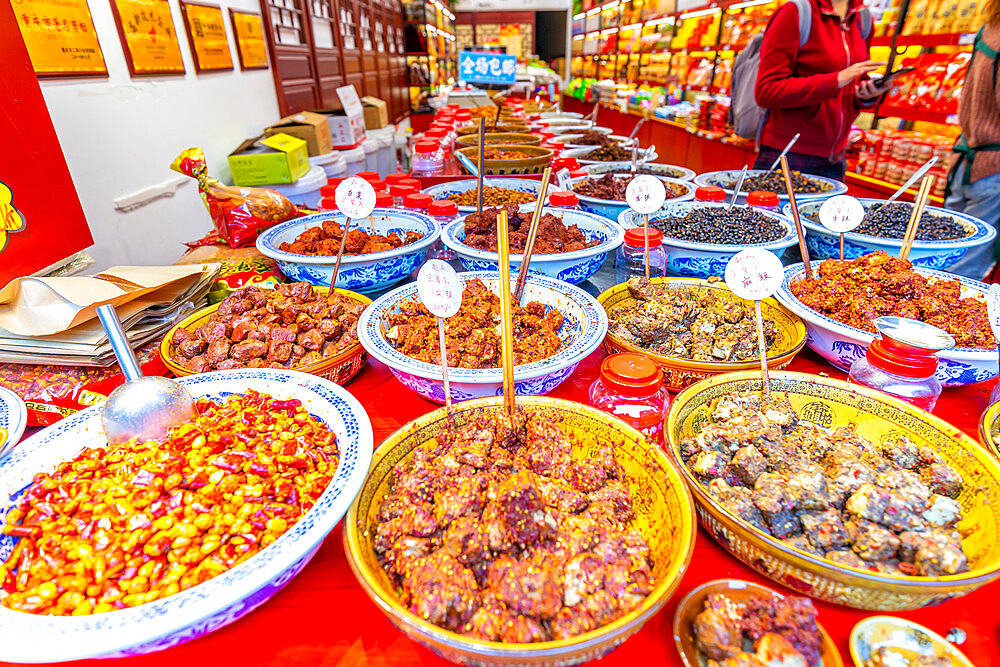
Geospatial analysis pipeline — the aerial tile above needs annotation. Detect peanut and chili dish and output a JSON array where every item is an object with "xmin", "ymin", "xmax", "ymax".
[
  {"xmin": 789, "ymin": 252, "xmax": 995, "ymax": 349},
  {"xmin": 573, "ymin": 174, "xmax": 687, "ymax": 201},
  {"xmin": 681, "ymin": 392, "xmax": 970, "ymax": 577},
  {"xmin": 446, "ymin": 186, "xmax": 535, "ymax": 207},
  {"xmin": 170, "ymin": 283, "xmax": 364, "ymax": 373},
  {"xmin": 461, "ymin": 204, "xmax": 600, "ymax": 254},
  {"xmin": 279, "ymin": 219, "xmax": 423, "ymax": 256},
  {"xmin": 373, "ymin": 408, "xmax": 653, "ymax": 642},
  {"xmin": 386, "ymin": 278, "xmax": 564, "ymax": 368},
  {"xmin": 0, "ymin": 390, "xmax": 338, "ymax": 615}
]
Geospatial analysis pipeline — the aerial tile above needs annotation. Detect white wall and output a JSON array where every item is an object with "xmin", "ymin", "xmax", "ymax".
[{"xmin": 39, "ymin": 0, "xmax": 280, "ymax": 270}]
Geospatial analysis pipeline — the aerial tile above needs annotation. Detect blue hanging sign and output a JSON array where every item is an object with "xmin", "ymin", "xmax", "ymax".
[{"xmin": 458, "ymin": 51, "xmax": 517, "ymax": 85}]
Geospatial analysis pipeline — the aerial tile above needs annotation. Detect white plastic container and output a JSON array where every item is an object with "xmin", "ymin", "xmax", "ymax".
[
  {"xmin": 308, "ymin": 151, "xmax": 347, "ymax": 180},
  {"xmin": 369, "ymin": 127, "xmax": 396, "ymax": 176},
  {"xmin": 262, "ymin": 165, "xmax": 327, "ymax": 209},
  {"xmin": 340, "ymin": 146, "xmax": 367, "ymax": 176},
  {"xmin": 361, "ymin": 136, "xmax": 380, "ymax": 173}
]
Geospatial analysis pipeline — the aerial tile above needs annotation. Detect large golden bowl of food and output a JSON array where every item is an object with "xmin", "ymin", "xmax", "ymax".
[
  {"xmin": 598, "ymin": 278, "xmax": 807, "ymax": 392},
  {"xmin": 666, "ymin": 370, "xmax": 1000, "ymax": 610},
  {"xmin": 344, "ymin": 396, "xmax": 697, "ymax": 665},
  {"xmin": 455, "ymin": 132, "xmax": 544, "ymax": 148},
  {"xmin": 161, "ymin": 282, "xmax": 371, "ymax": 385},
  {"xmin": 979, "ymin": 400, "xmax": 1000, "ymax": 457},
  {"xmin": 457, "ymin": 124, "xmax": 529, "ymax": 136},
  {"xmin": 457, "ymin": 145, "xmax": 553, "ymax": 175}
]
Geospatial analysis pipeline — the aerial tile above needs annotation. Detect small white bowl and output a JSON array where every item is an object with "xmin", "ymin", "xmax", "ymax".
[
  {"xmin": 850, "ymin": 616, "xmax": 975, "ymax": 667},
  {"xmin": 558, "ymin": 133, "xmax": 638, "ymax": 150},
  {"xmin": 562, "ymin": 145, "xmax": 657, "ymax": 168},
  {"xmin": 571, "ymin": 172, "xmax": 694, "ymax": 221},
  {"xmin": 585, "ymin": 162, "xmax": 696, "ymax": 182},
  {"xmin": 0, "ymin": 387, "xmax": 27, "ymax": 461},
  {"xmin": 421, "ymin": 177, "xmax": 541, "ymax": 214}
]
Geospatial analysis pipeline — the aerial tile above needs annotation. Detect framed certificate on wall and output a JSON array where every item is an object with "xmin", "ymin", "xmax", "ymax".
[
  {"xmin": 11, "ymin": 0, "xmax": 107, "ymax": 77},
  {"xmin": 109, "ymin": 0, "xmax": 186, "ymax": 76},
  {"xmin": 179, "ymin": 1, "xmax": 233, "ymax": 72},
  {"xmin": 229, "ymin": 9, "xmax": 268, "ymax": 70}
]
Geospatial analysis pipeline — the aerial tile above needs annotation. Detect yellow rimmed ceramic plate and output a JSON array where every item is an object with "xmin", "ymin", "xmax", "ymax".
[{"xmin": 850, "ymin": 616, "xmax": 974, "ymax": 667}]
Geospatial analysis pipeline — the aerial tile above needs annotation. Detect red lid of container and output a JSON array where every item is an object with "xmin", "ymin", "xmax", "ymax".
[
  {"xmin": 319, "ymin": 197, "xmax": 338, "ymax": 210},
  {"xmin": 357, "ymin": 171, "xmax": 380, "ymax": 182},
  {"xmin": 375, "ymin": 192, "xmax": 393, "ymax": 208},
  {"xmin": 446, "ymin": 103, "xmax": 460, "ymax": 110},
  {"xmin": 746, "ymin": 190, "xmax": 780, "ymax": 207},
  {"xmin": 599, "ymin": 353, "xmax": 663, "ymax": 397},
  {"xmin": 544, "ymin": 142, "xmax": 565, "ymax": 151},
  {"xmin": 369, "ymin": 179, "xmax": 387, "ymax": 192},
  {"xmin": 414, "ymin": 140, "xmax": 439, "ymax": 154},
  {"xmin": 549, "ymin": 191, "xmax": 579, "ymax": 207},
  {"xmin": 326, "ymin": 177, "xmax": 346, "ymax": 188},
  {"xmin": 384, "ymin": 173, "xmax": 408, "ymax": 185},
  {"xmin": 404, "ymin": 193, "xmax": 433, "ymax": 210},
  {"xmin": 623, "ymin": 227, "xmax": 663, "ymax": 247},
  {"xmin": 390, "ymin": 184, "xmax": 417, "ymax": 198},
  {"xmin": 432, "ymin": 121, "xmax": 455, "ymax": 130},
  {"xmin": 552, "ymin": 156, "xmax": 580, "ymax": 170},
  {"xmin": 866, "ymin": 317, "xmax": 955, "ymax": 378},
  {"xmin": 428, "ymin": 200, "xmax": 459, "ymax": 217},
  {"xmin": 320, "ymin": 184, "xmax": 338, "ymax": 197},
  {"xmin": 569, "ymin": 169, "xmax": 588, "ymax": 179},
  {"xmin": 455, "ymin": 110, "xmax": 471, "ymax": 120},
  {"xmin": 425, "ymin": 128, "xmax": 448, "ymax": 139},
  {"xmin": 695, "ymin": 186, "xmax": 727, "ymax": 202},
  {"xmin": 399, "ymin": 178, "xmax": 422, "ymax": 190}
]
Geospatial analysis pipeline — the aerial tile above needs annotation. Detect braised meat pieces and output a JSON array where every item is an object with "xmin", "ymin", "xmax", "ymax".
[
  {"xmin": 461, "ymin": 204, "xmax": 600, "ymax": 254},
  {"xmin": 279, "ymin": 219, "xmax": 423, "ymax": 256},
  {"xmin": 373, "ymin": 408, "xmax": 654, "ymax": 643},
  {"xmin": 681, "ymin": 392, "xmax": 970, "ymax": 577},
  {"xmin": 790, "ymin": 252, "xmax": 995, "ymax": 349},
  {"xmin": 386, "ymin": 278, "xmax": 563, "ymax": 368},
  {"xmin": 170, "ymin": 283, "xmax": 364, "ymax": 372},
  {"xmin": 609, "ymin": 278, "xmax": 776, "ymax": 362}
]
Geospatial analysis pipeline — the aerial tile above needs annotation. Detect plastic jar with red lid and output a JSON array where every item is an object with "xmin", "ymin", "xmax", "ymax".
[
  {"xmin": 589, "ymin": 353, "xmax": 671, "ymax": 442},
  {"xmin": 412, "ymin": 140, "xmax": 444, "ymax": 177},
  {"xmin": 746, "ymin": 190, "xmax": 780, "ymax": 213},
  {"xmin": 615, "ymin": 227, "xmax": 666, "ymax": 283},
  {"xmin": 694, "ymin": 186, "xmax": 726, "ymax": 202},
  {"xmin": 374, "ymin": 191, "xmax": 393, "ymax": 208},
  {"xmin": 403, "ymin": 193, "xmax": 433, "ymax": 211},
  {"xmin": 390, "ymin": 184, "xmax": 417, "ymax": 206},
  {"xmin": 427, "ymin": 199, "xmax": 459, "ymax": 260},
  {"xmin": 549, "ymin": 191, "xmax": 579, "ymax": 209}
]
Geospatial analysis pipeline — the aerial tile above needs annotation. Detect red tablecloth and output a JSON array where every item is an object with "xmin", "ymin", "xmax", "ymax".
[{"xmin": 11, "ymin": 349, "xmax": 996, "ymax": 667}]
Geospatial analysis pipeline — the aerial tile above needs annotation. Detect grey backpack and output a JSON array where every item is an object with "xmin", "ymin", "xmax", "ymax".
[{"xmin": 729, "ymin": 0, "xmax": 872, "ymax": 140}]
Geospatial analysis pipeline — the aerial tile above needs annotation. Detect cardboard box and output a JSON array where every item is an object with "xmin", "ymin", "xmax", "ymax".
[
  {"xmin": 265, "ymin": 111, "xmax": 334, "ymax": 156},
  {"xmin": 309, "ymin": 84, "xmax": 367, "ymax": 149},
  {"xmin": 227, "ymin": 133, "xmax": 309, "ymax": 186},
  {"xmin": 361, "ymin": 96, "xmax": 389, "ymax": 129}
]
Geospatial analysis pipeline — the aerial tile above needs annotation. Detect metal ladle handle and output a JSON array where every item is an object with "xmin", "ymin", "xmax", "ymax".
[{"xmin": 97, "ymin": 304, "xmax": 143, "ymax": 382}]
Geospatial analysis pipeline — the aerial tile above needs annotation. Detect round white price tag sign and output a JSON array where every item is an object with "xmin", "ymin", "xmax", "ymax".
[
  {"xmin": 987, "ymin": 284, "xmax": 1000, "ymax": 339},
  {"xmin": 417, "ymin": 260, "xmax": 463, "ymax": 318},
  {"xmin": 818, "ymin": 195, "xmax": 865, "ymax": 233},
  {"xmin": 334, "ymin": 176, "xmax": 377, "ymax": 219},
  {"xmin": 724, "ymin": 248, "xmax": 784, "ymax": 301},
  {"xmin": 625, "ymin": 175, "xmax": 667, "ymax": 214}
]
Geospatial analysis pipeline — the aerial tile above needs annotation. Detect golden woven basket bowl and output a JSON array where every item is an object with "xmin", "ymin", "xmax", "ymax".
[
  {"xmin": 979, "ymin": 400, "xmax": 1000, "ymax": 456},
  {"xmin": 457, "ymin": 145, "xmax": 554, "ymax": 176},
  {"xmin": 456, "ymin": 124, "xmax": 529, "ymax": 136},
  {"xmin": 666, "ymin": 370, "xmax": 1000, "ymax": 611},
  {"xmin": 597, "ymin": 278, "xmax": 807, "ymax": 392},
  {"xmin": 455, "ymin": 132, "xmax": 544, "ymax": 148},
  {"xmin": 344, "ymin": 396, "xmax": 697, "ymax": 666},
  {"xmin": 160, "ymin": 287, "xmax": 372, "ymax": 385}
]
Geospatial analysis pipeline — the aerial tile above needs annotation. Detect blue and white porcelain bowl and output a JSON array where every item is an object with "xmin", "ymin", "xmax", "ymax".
[
  {"xmin": 256, "ymin": 209, "xmax": 440, "ymax": 294},
  {"xmin": 421, "ymin": 177, "xmax": 542, "ymax": 214},
  {"xmin": 783, "ymin": 199, "xmax": 996, "ymax": 271},
  {"xmin": 571, "ymin": 172, "xmax": 695, "ymax": 221},
  {"xmin": 558, "ymin": 133, "xmax": 638, "ymax": 150},
  {"xmin": 774, "ymin": 263, "xmax": 999, "ymax": 387},
  {"xmin": 441, "ymin": 207, "xmax": 624, "ymax": 284},
  {"xmin": 694, "ymin": 169, "xmax": 847, "ymax": 204},
  {"xmin": 537, "ymin": 111, "xmax": 584, "ymax": 120},
  {"xmin": 585, "ymin": 162, "xmax": 697, "ymax": 182},
  {"xmin": 562, "ymin": 146, "xmax": 658, "ymax": 168},
  {"xmin": 0, "ymin": 387, "xmax": 27, "ymax": 461},
  {"xmin": 0, "ymin": 368, "xmax": 373, "ymax": 662},
  {"xmin": 617, "ymin": 202, "xmax": 800, "ymax": 278},
  {"xmin": 530, "ymin": 121, "xmax": 598, "ymax": 135},
  {"xmin": 358, "ymin": 271, "xmax": 608, "ymax": 404}
]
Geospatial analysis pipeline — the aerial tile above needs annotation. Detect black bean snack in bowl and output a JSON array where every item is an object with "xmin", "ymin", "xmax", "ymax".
[
  {"xmin": 857, "ymin": 203, "xmax": 970, "ymax": 241},
  {"xmin": 650, "ymin": 207, "xmax": 788, "ymax": 245}
]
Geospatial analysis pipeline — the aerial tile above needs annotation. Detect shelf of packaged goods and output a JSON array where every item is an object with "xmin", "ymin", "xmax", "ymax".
[
  {"xmin": 871, "ymin": 31, "xmax": 977, "ymax": 48},
  {"xmin": 877, "ymin": 104, "xmax": 958, "ymax": 125},
  {"xmin": 846, "ymin": 171, "xmax": 946, "ymax": 205}
]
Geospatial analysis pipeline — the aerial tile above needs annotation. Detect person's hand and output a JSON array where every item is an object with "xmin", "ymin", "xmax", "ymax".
[
  {"xmin": 856, "ymin": 78, "xmax": 888, "ymax": 101},
  {"xmin": 837, "ymin": 60, "xmax": 886, "ymax": 88}
]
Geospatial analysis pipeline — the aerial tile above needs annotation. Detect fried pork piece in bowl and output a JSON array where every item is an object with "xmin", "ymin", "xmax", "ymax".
[
  {"xmin": 343, "ymin": 396, "xmax": 696, "ymax": 665},
  {"xmin": 598, "ymin": 277, "xmax": 807, "ymax": 392},
  {"xmin": 666, "ymin": 371, "xmax": 1000, "ymax": 611}
]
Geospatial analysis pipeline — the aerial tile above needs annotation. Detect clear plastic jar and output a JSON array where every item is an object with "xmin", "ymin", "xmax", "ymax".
[
  {"xmin": 454, "ymin": 110, "xmax": 473, "ymax": 130},
  {"xmin": 589, "ymin": 353, "xmax": 671, "ymax": 442},
  {"xmin": 375, "ymin": 191, "xmax": 393, "ymax": 208},
  {"xmin": 746, "ymin": 190, "xmax": 780, "ymax": 214},
  {"xmin": 411, "ymin": 140, "xmax": 444, "ymax": 177},
  {"xmin": 548, "ymin": 191, "xmax": 579, "ymax": 209},
  {"xmin": 390, "ymin": 185, "xmax": 417, "ymax": 206},
  {"xmin": 848, "ymin": 316, "xmax": 954, "ymax": 412},
  {"xmin": 425, "ymin": 128, "xmax": 452, "ymax": 155},
  {"xmin": 615, "ymin": 227, "xmax": 666, "ymax": 284},
  {"xmin": 695, "ymin": 186, "xmax": 727, "ymax": 202},
  {"xmin": 427, "ymin": 199, "xmax": 459, "ymax": 260}
]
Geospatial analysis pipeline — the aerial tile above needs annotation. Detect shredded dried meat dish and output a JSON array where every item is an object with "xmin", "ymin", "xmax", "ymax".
[
  {"xmin": 279, "ymin": 219, "xmax": 423, "ymax": 256},
  {"xmin": 373, "ymin": 408, "xmax": 653, "ymax": 643},
  {"xmin": 680, "ymin": 392, "xmax": 970, "ymax": 578},
  {"xmin": 461, "ymin": 204, "xmax": 600, "ymax": 254},
  {"xmin": 790, "ymin": 252, "xmax": 995, "ymax": 349},
  {"xmin": 385, "ymin": 278, "xmax": 564, "ymax": 368}
]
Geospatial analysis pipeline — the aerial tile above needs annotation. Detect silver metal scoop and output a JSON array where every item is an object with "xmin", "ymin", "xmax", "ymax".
[{"xmin": 97, "ymin": 304, "xmax": 196, "ymax": 446}]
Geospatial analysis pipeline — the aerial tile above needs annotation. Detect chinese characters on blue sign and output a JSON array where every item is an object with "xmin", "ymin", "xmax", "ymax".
[{"xmin": 459, "ymin": 51, "xmax": 517, "ymax": 85}]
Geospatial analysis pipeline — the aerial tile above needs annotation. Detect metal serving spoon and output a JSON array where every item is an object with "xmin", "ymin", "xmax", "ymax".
[{"xmin": 97, "ymin": 304, "xmax": 196, "ymax": 446}]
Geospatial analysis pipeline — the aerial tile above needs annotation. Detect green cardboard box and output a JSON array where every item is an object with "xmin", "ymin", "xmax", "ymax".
[{"xmin": 227, "ymin": 133, "xmax": 309, "ymax": 186}]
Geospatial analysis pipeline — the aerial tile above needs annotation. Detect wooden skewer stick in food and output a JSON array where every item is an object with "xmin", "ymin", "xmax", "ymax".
[
  {"xmin": 477, "ymin": 117, "xmax": 486, "ymax": 218},
  {"xmin": 514, "ymin": 167, "xmax": 552, "ymax": 304},
  {"xmin": 643, "ymin": 213, "xmax": 651, "ymax": 280},
  {"xmin": 437, "ymin": 318, "xmax": 452, "ymax": 409},
  {"xmin": 779, "ymin": 155, "xmax": 812, "ymax": 279},
  {"xmin": 754, "ymin": 299, "xmax": 771, "ymax": 399},
  {"xmin": 496, "ymin": 210, "xmax": 516, "ymax": 418},
  {"xmin": 331, "ymin": 217, "xmax": 352, "ymax": 289},
  {"xmin": 839, "ymin": 232, "xmax": 845, "ymax": 262},
  {"xmin": 898, "ymin": 175, "xmax": 936, "ymax": 262}
]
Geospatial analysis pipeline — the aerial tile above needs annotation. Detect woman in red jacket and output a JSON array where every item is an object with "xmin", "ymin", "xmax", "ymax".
[{"xmin": 754, "ymin": 0, "xmax": 886, "ymax": 180}]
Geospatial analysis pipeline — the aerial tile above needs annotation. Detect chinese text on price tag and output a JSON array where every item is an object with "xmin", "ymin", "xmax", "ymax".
[
  {"xmin": 417, "ymin": 260, "xmax": 463, "ymax": 318},
  {"xmin": 556, "ymin": 168, "xmax": 572, "ymax": 192},
  {"xmin": 724, "ymin": 248, "xmax": 784, "ymax": 301},
  {"xmin": 818, "ymin": 195, "xmax": 865, "ymax": 233},
  {"xmin": 625, "ymin": 175, "xmax": 666, "ymax": 214},
  {"xmin": 334, "ymin": 176, "xmax": 376, "ymax": 219}
]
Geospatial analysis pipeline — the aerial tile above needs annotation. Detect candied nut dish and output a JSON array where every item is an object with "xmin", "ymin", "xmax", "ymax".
[
  {"xmin": 170, "ymin": 283, "xmax": 365, "ymax": 373},
  {"xmin": 461, "ymin": 204, "xmax": 600, "ymax": 254},
  {"xmin": 609, "ymin": 278, "xmax": 776, "ymax": 362},
  {"xmin": 0, "ymin": 390, "xmax": 338, "ymax": 615},
  {"xmin": 279, "ymin": 219, "xmax": 423, "ymax": 256},
  {"xmin": 680, "ymin": 392, "xmax": 970, "ymax": 577},
  {"xmin": 373, "ymin": 408, "xmax": 654, "ymax": 642},
  {"xmin": 386, "ymin": 278, "xmax": 564, "ymax": 368}
]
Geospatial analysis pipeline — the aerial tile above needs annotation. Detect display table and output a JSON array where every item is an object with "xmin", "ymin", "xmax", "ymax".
[{"xmin": 15, "ymin": 344, "xmax": 993, "ymax": 667}]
